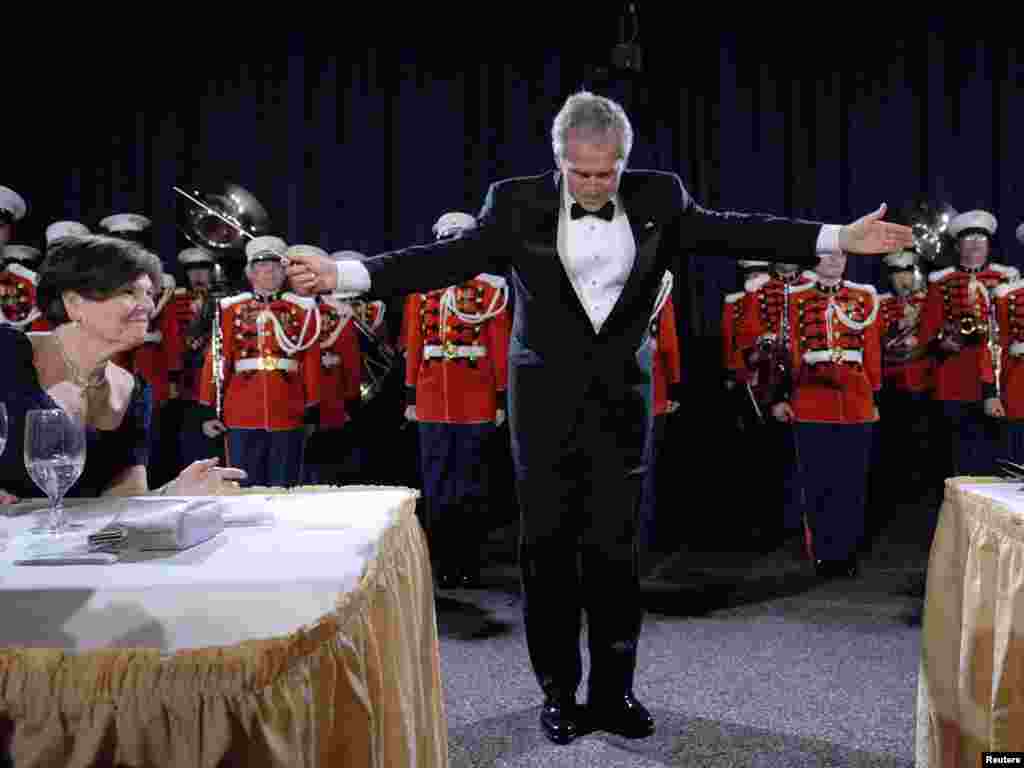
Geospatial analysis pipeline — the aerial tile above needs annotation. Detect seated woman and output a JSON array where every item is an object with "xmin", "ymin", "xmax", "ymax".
[{"xmin": 0, "ymin": 235, "xmax": 244, "ymax": 503}]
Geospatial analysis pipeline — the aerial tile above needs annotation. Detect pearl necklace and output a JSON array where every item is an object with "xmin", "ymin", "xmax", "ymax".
[{"xmin": 54, "ymin": 327, "xmax": 107, "ymax": 391}]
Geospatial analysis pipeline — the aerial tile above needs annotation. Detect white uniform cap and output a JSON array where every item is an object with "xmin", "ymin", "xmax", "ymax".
[
  {"xmin": 285, "ymin": 244, "xmax": 329, "ymax": 262},
  {"xmin": 737, "ymin": 260, "xmax": 771, "ymax": 268},
  {"xmin": 433, "ymin": 211, "xmax": 477, "ymax": 239},
  {"xmin": 1017, "ymin": 222, "xmax": 1024, "ymax": 246},
  {"xmin": 948, "ymin": 210, "xmax": 997, "ymax": 239},
  {"xmin": 328, "ymin": 250, "xmax": 368, "ymax": 261},
  {"xmin": 0, "ymin": 186, "xmax": 28, "ymax": 222},
  {"xmin": 2, "ymin": 244, "xmax": 42, "ymax": 263},
  {"xmin": 45, "ymin": 221, "xmax": 91, "ymax": 245},
  {"xmin": 884, "ymin": 249, "xmax": 919, "ymax": 269},
  {"xmin": 178, "ymin": 246, "xmax": 216, "ymax": 267},
  {"xmin": 99, "ymin": 213, "xmax": 152, "ymax": 234},
  {"xmin": 245, "ymin": 235, "xmax": 288, "ymax": 265}
]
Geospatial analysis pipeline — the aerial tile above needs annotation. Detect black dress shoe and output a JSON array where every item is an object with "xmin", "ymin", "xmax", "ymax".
[
  {"xmin": 815, "ymin": 557, "xmax": 858, "ymax": 580},
  {"xmin": 540, "ymin": 697, "xmax": 582, "ymax": 745},
  {"xmin": 586, "ymin": 693, "xmax": 655, "ymax": 739}
]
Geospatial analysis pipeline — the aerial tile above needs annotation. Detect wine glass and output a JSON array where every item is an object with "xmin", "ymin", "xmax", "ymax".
[{"xmin": 23, "ymin": 408, "xmax": 87, "ymax": 535}]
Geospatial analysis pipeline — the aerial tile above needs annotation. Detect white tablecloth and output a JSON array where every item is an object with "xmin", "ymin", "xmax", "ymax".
[
  {"xmin": 0, "ymin": 489, "xmax": 408, "ymax": 653},
  {"xmin": 0, "ymin": 487, "xmax": 448, "ymax": 767}
]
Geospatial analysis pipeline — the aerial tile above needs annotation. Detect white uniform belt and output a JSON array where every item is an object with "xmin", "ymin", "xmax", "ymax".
[
  {"xmin": 1010, "ymin": 342, "xmax": 1024, "ymax": 357},
  {"xmin": 803, "ymin": 349, "xmax": 863, "ymax": 365},
  {"xmin": 235, "ymin": 357, "xmax": 298, "ymax": 373},
  {"xmin": 321, "ymin": 352, "xmax": 340, "ymax": 367},
  {"xmin": 424, "ymin": 344, "xmax": 487, "ymax": 360},
  {"xmin": 144, "ymin": 331, "xmax": 162, "ymax": 343}
]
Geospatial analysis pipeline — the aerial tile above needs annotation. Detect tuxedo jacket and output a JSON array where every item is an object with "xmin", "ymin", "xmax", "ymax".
[{"xmin": 365, "ymin": 169, "xmax": 823, "ymax": 473}]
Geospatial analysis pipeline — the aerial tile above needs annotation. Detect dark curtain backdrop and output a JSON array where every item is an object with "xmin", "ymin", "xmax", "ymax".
[{"xmin": 6, "ymin": 23, "xmax": 1022, "ymax": 524}]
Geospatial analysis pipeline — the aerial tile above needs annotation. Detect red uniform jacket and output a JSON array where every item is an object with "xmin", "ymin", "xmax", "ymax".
[
  {"xmin": 721, "ymin": 291, "xmax": 748, "ymax": 383},
  {"xmin": 921, "ymin": 264, "xmax": 1017, "ymax": 402},
  {"xmin": 783, "ymin": 280, "xmax": 882, "ymax": 424},
  {"xmin": 878, "ymin": 291, "xmax": 932, "ymax": 393},
  {"xmin": 404, "ymin": 276, "xmax": 510, "ymax": 423},
  {"xmin": 739, "ymin": 271, "xmax": 814, "ymax": 392},
  {"xmin": 168, "ymin": 287, "xmax": 207, "ymax": 401},
  {"xmin": 651, "ymin": 294, "xmax": 681, "ymax": 416},
  {"xmin": 995, "ymin": 279, "xmax": 1024, "ymax": 419},
  {"xmin": 200, "ymin": 291, "xmax": 321, "ymax": 430},
  {"xmin": 0, "ymin": 264, "xmax": 48, "ymax": 331},
  {"xmin": 316, "ymin": 296, "xmax": 362, "ymax": 429}
]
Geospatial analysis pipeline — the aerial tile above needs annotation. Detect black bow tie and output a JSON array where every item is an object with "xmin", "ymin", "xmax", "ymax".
[{"xmin": 570, "ymin": 200, "xmax": 615, "ymax": 222}]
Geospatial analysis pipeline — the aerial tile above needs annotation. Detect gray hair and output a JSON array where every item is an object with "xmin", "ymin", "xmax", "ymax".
[{"xmin": 551, "ymin": 91, "xmax": 634, "ymax": 166}]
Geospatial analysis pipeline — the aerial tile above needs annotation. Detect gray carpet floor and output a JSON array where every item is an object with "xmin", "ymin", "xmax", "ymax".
[{"xmin": 435, "ymin": 494, "xmax": 937, "ymax": 767}]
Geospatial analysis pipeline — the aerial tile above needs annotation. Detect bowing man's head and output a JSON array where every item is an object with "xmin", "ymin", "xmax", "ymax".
[{"xmin": 552, "ymin": 91, "xmax": 632, "ymax": 213}]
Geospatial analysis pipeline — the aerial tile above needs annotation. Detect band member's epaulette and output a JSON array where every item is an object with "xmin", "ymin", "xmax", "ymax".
[
  {"xmin": 995, "ymin": 279, "xmax": 1024, "ymax": 298},
  {"xmin": 878, "ymin": 292, "xmax": 894, "ymax": 302},
  {"xmin": 282, "ymin": 292, "xmax": 316, "ymax": 310},
  {"xmin": 6, "ymin": 263, "xmax": 39, "ymax": 284},
  {"xmin": 789, "ymin": 282, "xmax": 816, "ymax": 295},
  {"xmin": 990, "ymin": 263, "xmax": 1020, "ymax": 280},
  {"xmin": 476, "ymin": 273, "xmax": 507, "ymax": 289},
  {"xmin": 744, "ymin": 274, "xmax": 770, "ymax": 293},
  {"xmin": 221, "ymin": 292, "xmax": 252, "ymax": 309},
  {"xmin": 843, "ymin": 280, "xmax": 877, "ymax": 295},
  {"xmin": 929, "ymin": 266, "xmax": 955, "ymax": 283},
  {"xmin": 724, "ymin": 291, "xmax": 745, "ymax": 304}
]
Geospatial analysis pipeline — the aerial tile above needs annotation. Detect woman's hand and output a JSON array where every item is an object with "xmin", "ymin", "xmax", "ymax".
[
  {"xmin": 165, "ymin": 458, "xmax": 247, "ymax": 496},
  {"xmin": 0, "ymin": 488, "xmax": 18, "ymax": 505}
]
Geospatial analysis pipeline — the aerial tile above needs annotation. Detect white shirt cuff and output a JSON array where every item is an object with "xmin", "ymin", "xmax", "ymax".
[
  {"xmin": 815, "ymin": 224, "xmax": 841, "ymax": 257},
  {"xmin": 334, "ymin": 260, "xmax": 371, "ymax": 296}
]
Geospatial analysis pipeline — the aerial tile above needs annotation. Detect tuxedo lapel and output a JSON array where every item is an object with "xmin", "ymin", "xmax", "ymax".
[{"xmin": 599, "ymin": 172, "xmax": 662, "ymax": 336}]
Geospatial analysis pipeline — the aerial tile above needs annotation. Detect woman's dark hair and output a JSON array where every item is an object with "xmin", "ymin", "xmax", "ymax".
[{"xmin": 36, "ymin": 235, "xmax": 164, "ymax": 325}]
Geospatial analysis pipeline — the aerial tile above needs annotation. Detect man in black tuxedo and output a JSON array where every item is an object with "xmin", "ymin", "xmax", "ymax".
[{"xmin": 287, "ymin": 91, "xmax": 913, "ymax": 745}]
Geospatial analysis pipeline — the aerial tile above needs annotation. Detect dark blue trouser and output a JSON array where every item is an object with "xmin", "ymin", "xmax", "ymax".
[
  {"xmin": 638, "ymin": 413, "xmax": 668, "ymax": 555},
  {"xmin": 1005, "ymin": 421, "xmax": 1024, "ymax": 466},
  {"xmin": 793, "ymin": 422, "xmax": 874, "ymax": 562},
  {"xmin": 941, "ymin": 400, "xmax": 1001, "ymax": 477},
  {"xmin": 227, "ymin": 428, "xmax": 306, "ymax": 488},
  {"xmin": 417, "ymin": 421, "xmax": 496, "ymax": 566}
]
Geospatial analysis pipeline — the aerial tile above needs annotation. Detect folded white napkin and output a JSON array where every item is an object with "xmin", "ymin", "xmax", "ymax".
[
  {"xmin": 8, "ymin": 531, "xmax": 118, "ymax": 566},
  {"xmin": 88, "ymin": 498, "xmax": 224, "ymax": 551}
]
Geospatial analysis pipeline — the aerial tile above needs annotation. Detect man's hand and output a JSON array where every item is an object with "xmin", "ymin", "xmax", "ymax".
[
  {"xmin": 202, "ymin": 419, "xmax": 227, "ymax": 438},
  {"xmin": 285, "ymin": 249, "xmax": 339, "ymax": 295},
  {"xmin": 985, "ymin": 397, "xmax": 1006, "ymax": 419},
  {"xmin": 666, "ymin": 401, "xmax": 680, "ymax": 414},
  {"xmin": 404, "ymin": 405, "xmax": 418, "ymax": 422},
  {"xmin": 771, "ymin": 402, "xmax": 794, "ymax": 422},
  {"xmin": 838, "ymin": 204, "xmax": 914, "ymax": 255}
]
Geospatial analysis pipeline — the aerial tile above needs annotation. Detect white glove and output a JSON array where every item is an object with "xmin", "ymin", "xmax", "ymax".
[
  {"xmin": 495, "ymin": 408, "xmax": 506, "ymax": 426},
  {"xmin": 404, "ymin": 405, "xmax": 418, "ymax": 421},
  {"xmin": 202, "ymin": 419, "xmax": 227, "ymax": 438}
]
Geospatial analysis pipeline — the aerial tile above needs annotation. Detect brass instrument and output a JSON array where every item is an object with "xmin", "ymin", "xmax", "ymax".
[
  {"xmin": 174, "ymin": 183, "xmax": 271, "ymax": 252},
  {"xmin": 903, "ymin": 199, "xmax": 958, "ymax": 265},
  {"xmin": 348, "ymin": 299, "xmax": 398, "ymax": 403}
]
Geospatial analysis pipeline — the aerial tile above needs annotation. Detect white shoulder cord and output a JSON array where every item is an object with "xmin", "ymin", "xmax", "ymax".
[
  {"xmin": 257, "ymin": 302, "xmax": 322, "ymax": 355},
  {"xmin": 824, "ymin": 281, "xmax": 879, "ymax": 351},
  {"xmin": 650, "ymin": 271, "xmax": 673, "ymax": 323},
  {"xmin": 439, "ymin": 282, "xmax": 508, "ymax": 336}
]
